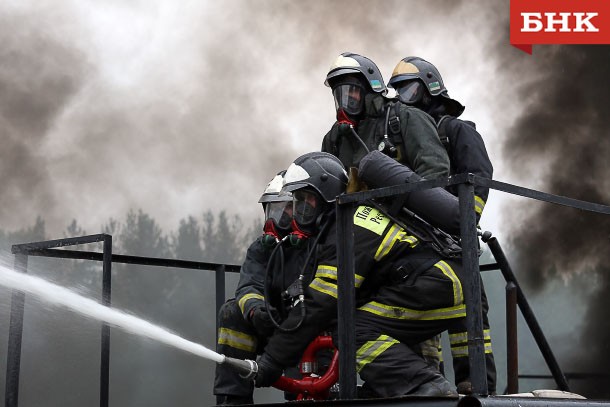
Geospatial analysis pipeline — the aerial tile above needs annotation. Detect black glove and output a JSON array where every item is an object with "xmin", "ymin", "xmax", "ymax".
[
  {"xmin": 249, "ymin": 306, "xmax": 279, "ymax": 337},
  {"xmin": 254, "ymin": 353, "xmax": 283, "ymax": 388}
]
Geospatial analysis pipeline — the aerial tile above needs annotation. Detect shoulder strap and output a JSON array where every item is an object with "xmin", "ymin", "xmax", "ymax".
[{"xmin": 436, "ymin": 115, "xmax": 452, "ymax": 150}]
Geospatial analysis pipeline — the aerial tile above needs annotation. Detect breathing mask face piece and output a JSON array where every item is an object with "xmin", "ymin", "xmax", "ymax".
[
  {"xmin": 265, "ymin": 201, "xmax": 293, "ymax": 232},
  {"xmin": 293, "ymin": 190, "xmax": 323, "ymax": 227},
  {"xmin": 261, "ymin": 200, "xmax": 293, "ymax": 247},
  {"xmin": 332, "ymin": 84, "xmax": 364, "ymax": 117},
  {"xmin": 396, "ymin": 80, "xmax": 426, "ymax": 104}
]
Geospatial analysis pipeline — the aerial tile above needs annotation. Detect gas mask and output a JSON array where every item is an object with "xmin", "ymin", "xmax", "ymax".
[
  {"xmin": 262, "ymin": 200, "xmax": 293, "ymax": 248},
  {"xmin": 287, "ymin": 189, "xmax": 326, "ymax": 248}
]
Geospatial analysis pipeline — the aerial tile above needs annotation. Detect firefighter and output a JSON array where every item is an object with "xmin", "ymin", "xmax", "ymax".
[
  {"xmin": 388, "ymin": 56, "xmax": 496, "ymax": 394},
  {"xmin": 254, "ymin": 151, "xmax": 468, "ymax": 397},
  {"xmin": 321, "ymin": 52, "xmax": 450, "ymax": 180},
  {"xmin": 214, "ymin": 171, "xmax": 313, "ymax": 405}
]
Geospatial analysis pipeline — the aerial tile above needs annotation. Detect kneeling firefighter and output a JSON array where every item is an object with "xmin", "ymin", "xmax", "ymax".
[
  {"xmin": 254, "ymin": 151, "xmax": 470, "ymax": 397},
  {"xmin": 214, "ymin": 171, "xmax": 316, "ymax": 405}
]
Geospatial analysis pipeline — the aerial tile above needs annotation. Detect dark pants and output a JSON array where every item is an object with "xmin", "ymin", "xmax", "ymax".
[{"xmin": 214, "ymin": 299, "xmax": 261, "ymax": 400}]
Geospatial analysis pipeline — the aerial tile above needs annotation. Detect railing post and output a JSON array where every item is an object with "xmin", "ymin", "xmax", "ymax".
[
  {"xmin": 458, "ymin": 177, "xmax": 488, "ymax": 395},
  {"xmin": 215, "ymin": 264, "xmax": 226, "ymax": 343},
  {"xmin": 506, "ymin": 282, "xmax": 519, "ymax": 394},
  {"xmin": 336, "ymin": 201, "xmax": 357, "ymax": 400},
  {"xmin": 5, "ymin": 254, "xmax": 28, "ymax": 407},
  {"xmin": 485, "ymin": 236, "xmax": 570, "ymax": 391},
  {"xmin": 100, "ymin": 236, "xmax": 112, "ymax": 407}
]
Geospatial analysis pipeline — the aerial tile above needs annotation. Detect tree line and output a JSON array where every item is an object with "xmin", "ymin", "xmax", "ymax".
[{"xmin": 0, "ymin": 208, "xmax": 263, "ymax": 407}]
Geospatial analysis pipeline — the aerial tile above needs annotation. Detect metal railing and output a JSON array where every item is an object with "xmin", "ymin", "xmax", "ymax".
[
  {"xmin": 5, "ymin": 235, "xmax": 240, "ymax": 407},
  {"xmin": 5, "ymin": 173, "xmax": 610, "ymax": 406},
  {"xmin": 334, "ymin": 173, "xmax": 610, "ymax": 399}
]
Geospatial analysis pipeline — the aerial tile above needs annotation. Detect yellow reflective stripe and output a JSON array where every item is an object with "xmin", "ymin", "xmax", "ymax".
[
  {"xmin": 358, "ymin": 301, "xmax": 466, "ymax": 320},
  {"xmin": 374, "ymin": 224, "xmax": 402, "ymax": 261},
  {"xmin": 354, "ymin": 206, "xmax": 390, "ymax": 235},
  {"xmin": 354, "ymin": 273, "xmax": 365, "ymax": 288},
  {"xmin": 398, "ymin": 231, "xmax": 419, "ymax": 248},
  {"xmin": 238, "ymin": 293, "xmax": 264, "ymax": 314},
  {"xmin": 356, "ymin": 334, "xmax": 399, "ymax": 372},
  {"xmin": 218, "ymin": 328, "xmax": 257, "ymax": 352},
  {"xmin": 449, "ymin": 329, "xmax": 491, "ymax": 345},
  {"xmin": 434, "ymin": 260, "xmax": 463, "ymax": 306},
  {"xmin": 451, "ymin": 342, "xmax": 494, "ymax": 358},
  {"xmin": 474, "ymin": 195, "xmax": 486, "ymax": 215},
  {"xmin": 310, "ymin": 278, "xmax": 338, "ymax": 298},
  {"xmin": 316, "ymin": 265, "xmax": 337, "ymax": 280},
  {"xmin": 315, "ymin": 265, "xmax": 365, "ymax": 288}
]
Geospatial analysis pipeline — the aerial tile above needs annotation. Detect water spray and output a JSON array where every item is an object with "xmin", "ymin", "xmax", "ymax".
[{"xmin": 0, "ymin": 265, "xmax": 258, "ymax": 377}]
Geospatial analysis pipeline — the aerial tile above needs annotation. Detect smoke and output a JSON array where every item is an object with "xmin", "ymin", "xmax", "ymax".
[
  {"xmin": 0, "ymin": 0, "xmax": 498, "ymax": 237},
  {"xmin": 498, "ymin": 44, "xmax": 610, "ymax": 395}
]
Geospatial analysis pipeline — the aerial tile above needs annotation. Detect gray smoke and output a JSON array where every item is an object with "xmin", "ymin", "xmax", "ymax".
[{"xmin": 0, "ymin": 0, "xmax": 496, "ymax": 236}]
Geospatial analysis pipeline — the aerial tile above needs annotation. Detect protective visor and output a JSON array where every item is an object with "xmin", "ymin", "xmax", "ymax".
[
  {"xmin": 332, "ymin": 84, "xmax": 364, "ymax": 116},
  {"xmin": 396, "ymin": 80, "xmax": 425, "ymax": 104},
  {"xmin": 265, "ymin": 201, "xmax": 293, "ymax": 230},
  {"xmin": 293, "ymin": 190, "xmax": 322, "ymax": 226}
]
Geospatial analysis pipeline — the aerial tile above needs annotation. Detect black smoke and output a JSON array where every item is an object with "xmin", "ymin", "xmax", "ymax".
[{"xmin": 500, "ymin": 44, "xmax": 610, "ymax": 397}]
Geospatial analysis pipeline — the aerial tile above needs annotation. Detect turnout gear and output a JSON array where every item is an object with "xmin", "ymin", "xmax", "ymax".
[
  {"xmin": 390, "ymin": 56, "xmax": 496, "ymax": 393},
  {"xmin": 388, "ymin": 56, "xmax": 464, "ymax": 118},
  {"xmin": 437, "ymin": 116, "xmax": 493, "ymax": 224},
  {"xmin": 257, "ymin": 152, "xmax": 465, "ymax": 397},
  {"xmin": 321, "ymin": 93, "xmax": 449, "ymax": 179}
]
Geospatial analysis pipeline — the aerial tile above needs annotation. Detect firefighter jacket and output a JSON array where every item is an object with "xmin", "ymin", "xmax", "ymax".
[
  {"xmin": 321, "ymin": 93, "xmax": 450, "ymax": 180},
  {"xmin": 438, "ymin": 116, "xmax": 493, "ymax": 222},
  {"xmin": 263, "ymin": 204, "xmax": 466, "ymax": 368},
  {"xmin": 235, "ymin": 236, "xmax": 313, "ymax": 321}
]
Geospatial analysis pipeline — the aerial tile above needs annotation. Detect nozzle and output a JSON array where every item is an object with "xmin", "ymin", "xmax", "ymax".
[{"xmin": 222, "ymin": 356, "xmax": 258, "ymax": 380}]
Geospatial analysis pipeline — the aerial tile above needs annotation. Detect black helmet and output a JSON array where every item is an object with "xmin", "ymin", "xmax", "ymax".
[
  {"xmin": 388, "ymin": 56, "xmax": 464, "ymax": 117},
  {"xmin": 324, "ymin": 52, "xmax": 387, "ymax": 95},
  {"xmin": 282, "ymin": 152, "xmax": 347, "ymax": 203}
]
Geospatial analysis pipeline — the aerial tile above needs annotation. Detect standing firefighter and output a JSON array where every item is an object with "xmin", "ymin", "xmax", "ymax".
[
  {"xmin": 388, "ymin": 55, "xmax": 496, "ymax": 394},
  {"xmin": 321, "ymin": 52, "xmax": 450, "ymax": 180},
  {"xmin": 254, "ymin": 151, "xmax": 470, "ymax": 397},
  {"xmin": 214, "ymin": 172, "xmax": 312, "ymax": 405}
]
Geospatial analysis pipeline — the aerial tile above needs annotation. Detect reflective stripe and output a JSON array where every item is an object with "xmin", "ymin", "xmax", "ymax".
[
  {"xmin": 474, "ymin": 195, "xmax": 486, "ymax": 215},
  {"xmin": 374, "ymin": 224, "xmax": 402, "ymax": 261},
  {"xmin": 218, "ymin": 328, "xmax": 257, "ymax": 352},
  {"xmin": 238, "ymin": 293, "xmax": 264, "ymax": 314},
  {"xmin": 315, "ymin": 265, "xmax": 365, "ymax": 288},
  {"xmin": 310, "ymin": 278, "xmax": 338, "ymax": 298},
  {"xmin": 451, "ymin": 342, "xmax": 494, "ymax": 358},
  {"xmin": 434, "ymin": 260, "xmax": 463, "ymax": 306},
  {"xmin": 449, "ymin": 329, "xmax": 491, "ymax": 345},
  {"xmin": 359, "ymin": 301, "xmax": 466, "ymax": 320},
  {"xmin": 374, "ymin": 225, "xmax": 419, "ymax": 261},
  {"xmin": 316, "ymin": 265, "xmax": 338, "ymax": 280},
  {"xmin": 356, "ymin": 334, "xmax": 399, "ymax": 372}
]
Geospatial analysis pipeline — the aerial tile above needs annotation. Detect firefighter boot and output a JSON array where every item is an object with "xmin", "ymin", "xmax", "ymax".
[{"xmin": 410, "ymin": 374, "xmax": 458, "ymax": 397}]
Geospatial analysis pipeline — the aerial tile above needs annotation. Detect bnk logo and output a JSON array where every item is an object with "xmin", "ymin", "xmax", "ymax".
[
  {"xmin": 521, "ymin": 12, "xmax": 599, "ymax": 32},
  {"xmin": 510, "ymin": 0, "xmax": 610, "ymax": 54}
]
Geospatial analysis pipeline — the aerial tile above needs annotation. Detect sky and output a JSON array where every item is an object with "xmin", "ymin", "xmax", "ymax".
[{"xmin": 2, "ymin": 0, "xmax": 610, "ymax": 400}]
